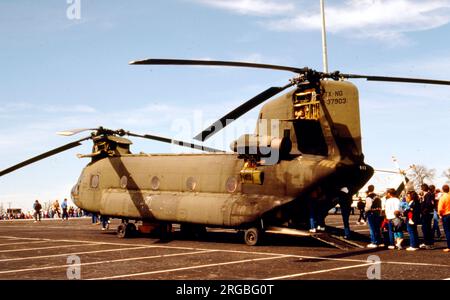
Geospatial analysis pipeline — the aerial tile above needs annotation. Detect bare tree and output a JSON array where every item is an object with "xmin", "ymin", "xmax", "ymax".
[
  {"xmin": 42, "ymin": 200, "xmax": 53, "ymax": 212},
  {"xmin": 407, "ymin": 164, "xmax": 436, "ymax": 190},
  {"xmin": 443, "ymin": 168, "xmax": 450, "ymax": 183}
]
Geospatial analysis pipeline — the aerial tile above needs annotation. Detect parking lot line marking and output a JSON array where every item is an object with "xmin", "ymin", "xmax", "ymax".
[
  {"xmin": 0, "ymin": 235, "xmax": 91, "ymax": 242},
  {"xmin": 0, "ymin": 243, "xmax": 99, "ymax": 253},
  {"xmin": 0, "ymin": 225, "xmax": 92, "ymax": 229},
  {"xmin": 89, "ymin": 255, "xmax": 291, "ymax": 280},
  {"xmin": 0, "ymin": 246, "xmax": 152, "ymax": 262},
  {"xmin": 0, "ymin": 235, "xmax": 214, "ymax": 251},
  {"xmin": 0, "ymin": 249, "xmax": 217, "ymax": 275},
  {"xmin": 0, "ymin": 241, "xmax": 48, "ymax": 247},
  {"xmin": 264, "ymin": 262, "xmax": 375, "ymax": 280},
  {"xmin": 0, "ymin": 235, "xmax": 449, "ymax": 269},
  {"xmin": 291, "ymin": 254, "xmax": 450, "ymax": 268}
]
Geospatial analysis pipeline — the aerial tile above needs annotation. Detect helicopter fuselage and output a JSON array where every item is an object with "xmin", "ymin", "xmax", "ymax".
[{"xmin": 72, "ymin": 152, "xmax": 372, "ymax": 229}]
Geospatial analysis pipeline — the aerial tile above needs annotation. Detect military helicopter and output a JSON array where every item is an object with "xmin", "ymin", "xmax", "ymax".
[{"xmin": 1, "ymin": 58, "xmax": 449, "ymax": 246}]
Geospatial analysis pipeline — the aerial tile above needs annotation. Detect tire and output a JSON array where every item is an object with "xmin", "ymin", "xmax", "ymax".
[
  {"xmin": 159, "ymin": 222, "xmax": 172, "ymax": 241},
  {"xmin": 117, "ymin": 223, "xmax": 128, "ymax": 238},
  {"xmin": 244, "ymin": 227, "xmax": 262, "ymax": 246},
  {"xmin": 126, "ymin": 223, "xmax": 136, "ymax": 237},
  {"xmin": 193, "ymin": 225, "xmax": 207, "ymax": 240}
]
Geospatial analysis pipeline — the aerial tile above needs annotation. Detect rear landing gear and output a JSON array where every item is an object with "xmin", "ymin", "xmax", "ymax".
[
  {"xmin": 244, "ymin": 227, "xmax": 264, "ymax": 246},
  {"xmin": 117, "ymin": 221, "xmax": 136, "ymax": 238}
]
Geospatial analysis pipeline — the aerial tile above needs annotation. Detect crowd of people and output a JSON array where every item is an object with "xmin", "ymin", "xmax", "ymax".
[
  {"xmin": 0, "ymin": 198, "xmax": 86, "ymax": 221},
  {"xmin": 361, "ymin": 183, "xmax": 450, "ymax": 252},
  {"xmin": 31, "ymin": 198, "xmax": 86, "ymax": 222}
]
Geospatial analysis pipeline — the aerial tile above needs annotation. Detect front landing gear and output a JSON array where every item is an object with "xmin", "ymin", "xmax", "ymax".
[
  {"xmin": 244, "ymin": 227, "xmax": 264, "ymax": 246},
  {"xmin": 117, "ymin": 221, "xmax": 136, "ymax": 238}
]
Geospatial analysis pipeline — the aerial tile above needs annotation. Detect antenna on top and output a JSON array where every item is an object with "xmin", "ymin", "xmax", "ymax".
[{"xmin": 320, "ymin": 0, "xmax": 329, "ymax": 73}]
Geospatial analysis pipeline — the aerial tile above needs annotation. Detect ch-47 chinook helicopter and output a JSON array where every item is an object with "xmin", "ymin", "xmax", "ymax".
[{"xmin": 1, "ymin": 58, "xmax": 450, "ymax": 246}]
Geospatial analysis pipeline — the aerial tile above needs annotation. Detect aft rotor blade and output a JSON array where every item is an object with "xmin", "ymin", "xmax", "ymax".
[
  {"xmin": 194, "ymin": 82, "xmax": 295, "ymax": 142},
  {"xmin": 342, "ymin": 74, "xmax": 450, "ymax": 86},
  {"xmin": 0, "ymin": 136, "xmax": 91, "ymax": 177},
  {"xmin": 130, "ymin": 58, "xmax": 308, "ymax": 73},
  {"xmin": 125, "ymin": 132, "xmax": 224, "ymax": 153}
]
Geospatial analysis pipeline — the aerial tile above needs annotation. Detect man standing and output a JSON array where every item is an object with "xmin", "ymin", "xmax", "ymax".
[
  {"xmin": 438, "ymin": 185, "xmax": 450, "ymax": 253},
  {"xmin": 385, "ymin": 188, "xmax": 401, "ymax": 249},
  {"xmin": 61, "ymin": 198, "xmax": 69, "ymax": 221},
  {"xmin": 338, "ymin": 187, "xmax": 352, "ymax": 239},
  {"xmin": 356, "ymin": 197, "xmax": 366, "ymax": 225},
  {"xmin": 420, "ymin": 184, "xmax": 435, "ymax": 249},
  {"xmin": 53, "ymin": 200, "xmax": 61, "ymax": 218},
  {"xmin": 33, "ymin": 200, "xmax": 42, "ymax": 222},
  {"xmin": 431, "ymin": 185, "xmax": 442, "ymax": 240},
  {"xmin": 365, "ymin": 185, "xmax": 382, "ymax": 248}
]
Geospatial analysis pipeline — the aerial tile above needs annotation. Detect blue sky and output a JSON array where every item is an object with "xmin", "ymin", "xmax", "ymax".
[{"xmin": 1, "ymin": 0, "xmax": 450, "ymax": 211}]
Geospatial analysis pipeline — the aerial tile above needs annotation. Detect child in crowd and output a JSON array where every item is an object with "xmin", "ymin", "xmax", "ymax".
[
  {"xmin": 403, "ymin": 197, "xmax": 414, "ymax": 225},
  {"xmin": 392, "ymin": 210, "xmax": 406, "ymax": 250},
  {"xmin": 380, "ymin": 217, "xmax": 390, "ymax": 247}
]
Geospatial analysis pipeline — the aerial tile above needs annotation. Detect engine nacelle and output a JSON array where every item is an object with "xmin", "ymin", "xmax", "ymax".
[{"xmin": 230, "ymin": 134, "xmax": 291, "ymax": 164}]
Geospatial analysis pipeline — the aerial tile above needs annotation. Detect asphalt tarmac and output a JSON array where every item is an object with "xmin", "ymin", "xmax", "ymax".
[{"xmin": 0, "ymin": 214, "xmax": 448, "ymax": 280}]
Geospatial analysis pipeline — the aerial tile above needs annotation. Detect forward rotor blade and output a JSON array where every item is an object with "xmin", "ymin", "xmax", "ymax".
[
  {"xmin": 57, "ymin": 128, "xmax": 97, "ymax": 136},
  {"xmin": 342, "ymin": 74, "xmax": 450, "ymax": 86},
  {"xmin": 130, "ymin": 58, "xmax": 308, "ymax": 73},
  {"xmin": 194, "ymin": 82, "xmax": 295, "ymax": 142},
  {"xmin": 0, "ymin": 136, "xmax": 91, "ymax": 177},
  {"xmin": 125, "ymin": 132, "xmax": 224, "ymax": 153}
]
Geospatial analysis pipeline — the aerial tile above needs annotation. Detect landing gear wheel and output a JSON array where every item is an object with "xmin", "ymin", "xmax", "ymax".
[
  {"xmin": 117, "ymin": 222, "xmax": 136, "ymax": 238},
  {"xmin": 244, "ymin": 227, "xmax": 263, "ymax": 246},
  {"xmin": 159, "ymin": 222, "xmax": 173, "ymax": 241},
  {"xmin": 126, "ymin": 223, "xmax": 136, "ymax": 236},
  {"xmin": 117, "ymin": 223, "xmax": 127, "ymax": 238},
  {"xmin": 195, "ymin": 225, "xmax": 207, "ymax": 240}
]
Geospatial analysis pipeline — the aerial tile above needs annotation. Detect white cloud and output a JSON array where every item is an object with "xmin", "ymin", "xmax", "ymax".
[
  {"xmin": 192, "ymin": 0, "xmax": 450, "ymax": 42},
  {"xmin": 192, "ymin": 0, "xmax": 295, "ymax": 16},
  {"xmin": 43, "ymin": 104, "xmax": 96, "ymax": 113},
  {"xmin": 0, "ymin": 103, "xmax": 96, "ymax": 114},
  {"xmin": 268, "ymin": 0, "xmax": 450, "ymax": 39}
]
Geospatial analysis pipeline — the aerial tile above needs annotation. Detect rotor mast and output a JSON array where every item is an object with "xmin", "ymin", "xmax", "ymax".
[{"xmin": 320, "ymin": 0, "xmax": 329, "ymax": 73}]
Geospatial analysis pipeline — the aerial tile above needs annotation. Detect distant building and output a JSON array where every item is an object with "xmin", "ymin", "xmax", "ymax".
[{"xmin": 7, "ymin": 208, "xmax": 22, "ymax": 216}]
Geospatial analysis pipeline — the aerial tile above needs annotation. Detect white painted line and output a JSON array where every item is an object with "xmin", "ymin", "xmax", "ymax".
[
  {"xmin": 89, "ymin": 255, "xmax": 291, "ymax": 280},
  {"xmin": 0, "ymin": 249, "xmax": 217, "ymax": 275},
  {"xmin": 292, "ymin": 254, "xmax": 450, "ymax": 268},
  {"xmin": 0, "ymin": 243, "xmax": 98, "ymax": 253},
  {"xmin": 0, "ymin": 217, "xmax": 90, "ymax": 222},
  {"xmin": 0, "ymin": 235, "xmax": 91, "ymax": 242},
  {"xmin": 0, "ymin": 226, "xmax": 92, "ymax": 230},
  {"xmin": 264, "ymin": 262, "xmax": 375, "ymax": 280},
  {"xmin": 0, "ymin": 246, "xmax": 151, "ymax": 262},
  {"xmin": 0, "ymin": 241, "xmax": 50, "ymax": 247},
  {"xmin": 0, "ymin": 235, "xmax": 449, "ymax": 269},
  {"xmin": 0, "ymin": 235, "xmax": 210, "ymax": 251}
]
